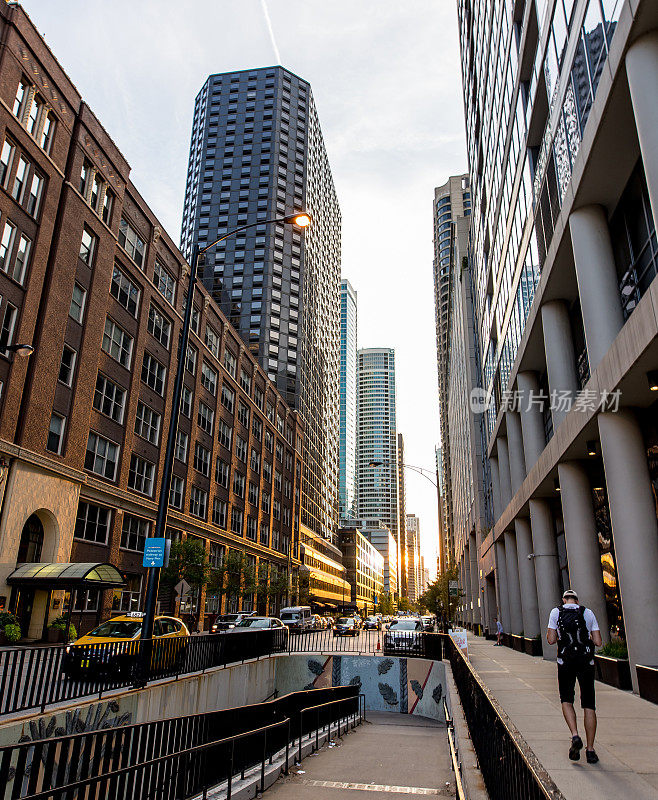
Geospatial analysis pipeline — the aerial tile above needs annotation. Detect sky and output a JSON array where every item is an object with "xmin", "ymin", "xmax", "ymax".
[{"xmin": 21, "ymin": 0, "xmax": 467, "ymax": 578}]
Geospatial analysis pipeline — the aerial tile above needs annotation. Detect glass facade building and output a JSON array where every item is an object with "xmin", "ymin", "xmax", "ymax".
[
  {"xmin": 339, "ymin": 279, "xmax": 358, "ymax": 524},
  {"xmin": 181, "ymin": 66, "xmax": 341, "ymax": 543}
]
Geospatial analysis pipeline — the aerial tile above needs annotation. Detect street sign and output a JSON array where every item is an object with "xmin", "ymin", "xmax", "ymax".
[
  {"xmin": 143, "ymin": 538, "xmax": 167, "ymax": 568},
  {"xmin": 449, "ymin": 580, "xmax": 458, "ymax": 597},
  {"xmin": 174, "ymin": 579, "xmax": 191, "ymax": 597}
]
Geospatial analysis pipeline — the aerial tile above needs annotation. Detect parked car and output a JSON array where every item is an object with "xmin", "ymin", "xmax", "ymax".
[
  {"xmin": 62, "ymin": 613, "xmax": 189, "ymax": 678},
  {"xmin": 363, "ymin": 615, "xmax": 381, "ymax": 631},
  {"xmin": 324, "ymin": 616, "xmax": 335, "ymax": 628},
  {"xmin": 211, "ymin": 613, "xmax": 256, "ymax": 632},
  {"xmin": 333, "ymin": 617, "xmax": 359, "ymax": 637},
  {"xmin": 311, "ymin": 614, "xmax": 327, "ymax": 630},
  {"xmin": 232, "ymin": 616, "xmax": 285, "ymax": 629},
  {"xmin": 383, "ymin": 618, "xmax": 424, "ymax": 654},
  {"xmin": 279, "ymin": 606, "xmax": 313, "ymax": 633},
  {"xmin": 421, "ymin": 615, "xmax": 434, "ymax": 631}
]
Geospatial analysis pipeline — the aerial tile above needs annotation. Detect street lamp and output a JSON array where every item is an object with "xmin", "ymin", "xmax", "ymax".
[
  {"xmin": 368, "ymin": 460, "xmax": 438, "ymax": 488},
  {"xmin": 7, "ymin": 343, "xmax": 35, "ymax": 358},
  {"xmin": 138, "ymin": 211, "xmax": 311, "ymax": 681}
]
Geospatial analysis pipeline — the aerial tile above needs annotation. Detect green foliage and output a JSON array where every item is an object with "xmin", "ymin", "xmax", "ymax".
[
  {"xmin": 209, "ymin": 550, "xmax": 259, "ymax": 606},
  {"xmin": 597, "ymin": 640, "xmax": 628, "ymax": 659},
  {"xmin": 162, "ymin": 539, "xmax": 211, "ymax": 591},
  {"xmin": 0, "ymin": 612, "xmax": 18, "ymax": 628},
  {"xmin": 418, "ymin": 561, "xmax": 461, "ymax": 621},
  {"xmin": 377, "ymin": 591, "xmax": 395, "ymax": 616},
  {"xmin": 268, "ymin": 568, "xmax": 288, "ymax": 600},
  {"xmin": 291, "ymin": 571, "xmax": 310, "ymax": 605},
  {"xmin": 49, "ymin": 615, "xmax": 76, "ymax": 639},
  {"xmin": 3, "ymin": 623, "xmax": 21, "ymax": 643}
]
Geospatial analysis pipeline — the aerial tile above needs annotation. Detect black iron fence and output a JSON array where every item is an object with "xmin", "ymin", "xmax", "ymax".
[
  {"xmin": 444, "ymin": 636, "xmax": 565, "ymax": 800},
  {"xmin": 0, "ymin": 627, "xmax": 287, "ymax": 718},
  {"xmin": 0, "ymin": 685, "xmax": 363, "ymax": 800},
  {"xmin": 288, "ymin": 628, "xmax": 445, "ymax": 659}
]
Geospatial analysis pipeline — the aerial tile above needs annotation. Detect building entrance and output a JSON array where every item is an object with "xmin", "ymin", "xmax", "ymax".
[{"xmin": 11, "ymin": 514, "xmax": 45, "ymax": 636}]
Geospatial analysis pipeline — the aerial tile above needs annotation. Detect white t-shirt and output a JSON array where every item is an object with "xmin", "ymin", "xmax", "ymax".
[
  {"xmin": 547, "ymin": 603, "xmax": 599, "ymax": 665},
  {"xmin": 496, "ymin": 620, "xmax": 503, "ymax": 634}
]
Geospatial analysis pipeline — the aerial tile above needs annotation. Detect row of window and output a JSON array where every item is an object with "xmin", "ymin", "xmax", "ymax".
[{"xmin": 13, "ymin": 77, "xmax": 56, "ymax": 155}]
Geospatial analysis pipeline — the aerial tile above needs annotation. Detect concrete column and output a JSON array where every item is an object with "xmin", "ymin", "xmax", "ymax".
[
  {"xmin": 486, "ymin": 578, "xmax": 498, "ymax": 634},
  {"xmin": 514, "ymin": 518, "xmax": 541, "ymax": 638},
  {"xmin": 541, "ymin": 301, "xmax": 579, "ymax": 428},
  {"xmin": 469, "ymin": 532, "xmax": 481, "ymax": 627},
  {"xmin": 626, "ymin": 31, "xmax": 658, "ymax": 232},
  {"xmin": 462, "ymin": 550, "xmax": 473, "ymax": 626},
  {"xmin": 497, "ymin": 437, "xmax": 512, "ymax": 511},
  {"xmin": 557, "ymin": 461, "xmax": 610, "ymax": 642},
  {"xmin": 495, "ymin": 538, "xmax": 511, "ymax": 634},
  {"xmin": 517, "ymin": 371, "xmax": 547, "ymax": 466},
  {"xmin": 529, "ymin": 499, "xmax": 562, "ymax": 659},
  {"xmin": 490, "ymin": 457, "xmax": 502, "ymax": 522},
  {"xmin": 506, "ymin": 411, "xmax": 526, "ymax": 495},
  {"xmin": 599, "ymin": 410, "xmax": 658, "ymax": 691},
  {"xmin": 504, "ymin": 530, "xmax": 524, "ymax": 635},
  {"xmin": 569, "ymin": 205, "xmax": 624, "ymax": 372}
]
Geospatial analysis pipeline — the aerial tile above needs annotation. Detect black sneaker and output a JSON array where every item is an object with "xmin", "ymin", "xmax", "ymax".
[
  {"xmin": 586, "ymin": 749, "xmax": 599, "ymax": 764},
  {"xmin": 569, "ymin": 735, "xmax": 583, "ymax": 761}
]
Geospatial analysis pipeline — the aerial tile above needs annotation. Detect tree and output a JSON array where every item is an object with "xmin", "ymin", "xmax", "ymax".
[
  {"xmin": 377, "ymin": 591, "xmax": 395, "ymax": 616},
  {"xmin": 418, "ymin": 561, "xmax": 461, "ymax": 625},
  {"xmin": 291, "ymin": 571, "xmax": 310, "ymax": 606},
  {"xmin": 162, "ymin": 538, "xmax": 211, "ymax": 629}
]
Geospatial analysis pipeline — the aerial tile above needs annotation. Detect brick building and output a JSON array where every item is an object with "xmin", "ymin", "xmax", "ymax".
[{"xmin": 0, "ymin": 2, "xmax": 304, "ymax": 638}]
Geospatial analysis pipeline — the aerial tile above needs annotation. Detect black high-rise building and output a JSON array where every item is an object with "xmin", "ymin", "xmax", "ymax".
[{"xmin": 181, "ymin": 66, "xmax": 341, "ymax": 543}]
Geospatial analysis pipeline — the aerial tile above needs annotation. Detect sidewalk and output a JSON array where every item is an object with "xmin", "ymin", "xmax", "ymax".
[
  {"xmin": 466, "ymin": 634, "xmax": 658, "ymax": 800},
  {"xmin": 267, "ymin": 712, "xmax": 456, "ymax": 799}
]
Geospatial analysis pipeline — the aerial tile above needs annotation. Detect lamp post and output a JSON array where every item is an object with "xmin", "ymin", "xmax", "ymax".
[
  {"xmin": 138, "ymin": 212, "xmax": 311, "ymax": 683},
  {"xmin": 368, "ymin": 460, "xmax": 438, "ymax": 489}
]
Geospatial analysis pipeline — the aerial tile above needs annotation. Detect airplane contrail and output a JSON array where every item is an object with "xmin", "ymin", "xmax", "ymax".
[{"xmin": 260, "ymin": 0, "xmax": 282, "ymax": 65}]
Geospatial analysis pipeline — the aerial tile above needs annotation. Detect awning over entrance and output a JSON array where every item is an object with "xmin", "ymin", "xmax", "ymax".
[{"xmin": 7, "ymin": 562, "xmax": 126, "ymax": 589}]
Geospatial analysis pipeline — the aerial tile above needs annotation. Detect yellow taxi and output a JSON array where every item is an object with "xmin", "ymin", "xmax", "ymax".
[{"xmin": 62, "ymin": 612, "xmax": 190, "ymax": 678}]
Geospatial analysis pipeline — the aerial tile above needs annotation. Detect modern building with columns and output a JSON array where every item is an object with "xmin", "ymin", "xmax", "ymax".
[{"xmin": 456, "ymin": 0, "xmax": 658, "ymax": 691}]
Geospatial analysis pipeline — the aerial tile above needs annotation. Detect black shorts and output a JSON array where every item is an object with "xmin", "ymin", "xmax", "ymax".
[{"xmin": 557, "ymin": 661, "xmax": 596, "ymax": 709}]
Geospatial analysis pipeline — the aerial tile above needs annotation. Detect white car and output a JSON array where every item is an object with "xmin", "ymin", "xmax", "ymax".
[{"xmin": 383, "ymin": 618, "xmax": 424, "ymax": 654}]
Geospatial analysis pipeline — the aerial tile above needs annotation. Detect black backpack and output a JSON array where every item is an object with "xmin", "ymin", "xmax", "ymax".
[{"xmin": 556, "ymin": 605, "xmax": 594, "ymax": 665}]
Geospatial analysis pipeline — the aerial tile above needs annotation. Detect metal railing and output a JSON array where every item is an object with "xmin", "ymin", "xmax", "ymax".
[
  {"xmin": 0, "ymin": 627, "xmax": 287, "ymax": 718},
  {"xmin": 288, "ymin": 628, "xmax": 445, "ymax": 659},
  {"xmin": 443, "ymin": 699, "xmax": 466, "ymax": 800},
  {"xmin": 444, "ymin": 636, "xmax": 566, "ymax": 800},
  {"xmin": 0, "ymin": 685, "xmax": 363, "ymax": 800}
]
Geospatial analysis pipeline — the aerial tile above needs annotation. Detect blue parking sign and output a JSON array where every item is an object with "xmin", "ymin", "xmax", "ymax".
[{"xmin": 143, "ymin": 538, "xmax": 167, "ymax": 568}]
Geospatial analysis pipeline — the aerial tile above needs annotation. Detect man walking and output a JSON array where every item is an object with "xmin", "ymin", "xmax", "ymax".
[
  {"xmin": 546, "ymin": 589, "xmax": 602, "ymax": 764},
  {"xmin": 494, "ymin": 616, "xmax": 503, "ymax": 645}
]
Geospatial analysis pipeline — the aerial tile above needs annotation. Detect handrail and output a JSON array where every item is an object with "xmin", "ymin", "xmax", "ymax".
[{"xmin": 444, "ymin": 699, "xmax": 467, "ymax": 800}]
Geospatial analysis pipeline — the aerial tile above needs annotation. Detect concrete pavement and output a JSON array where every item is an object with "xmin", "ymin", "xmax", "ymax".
[
  {"xmin": 267, "ymin": 712, "xmax": 456, "ymax": 799},
  {"xmin": 466, "ymin": 634, "xmax": 658, "ymax": 800}
]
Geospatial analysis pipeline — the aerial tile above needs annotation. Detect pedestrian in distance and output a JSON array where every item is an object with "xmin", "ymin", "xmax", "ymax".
[
  {"xmin": 546, "ymin": 589, "xmax": 602, "ymax": 764},
  {"xmin": 494, "ymin": 616, "xmax": 503, "ymax": 645}
]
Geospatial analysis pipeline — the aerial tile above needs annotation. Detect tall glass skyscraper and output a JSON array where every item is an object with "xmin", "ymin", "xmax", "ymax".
[
  {"xmin": 339, "ymin": 279, "xmax": 358, "ymax": 524},
  {"xmin": 181, "ymin": 66, "xmax": 341, "ymax": 542},
  {"xmin": 356, "ymin": 348, "xmax": 400, "ymax": 589}
]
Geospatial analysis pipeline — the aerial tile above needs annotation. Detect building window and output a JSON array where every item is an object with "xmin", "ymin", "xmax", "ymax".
[
  {"xmin": 120, "ymin": 514, "xmax": 150, "ymax": 552},
  {"xmin": 85, "ymin": 432, "xmax": 119, "ymax": 480},
  {"xmin": 26, "ymin": 172, "xmax": 44, "ymax": 217},
  {"xmin": 153, "ymin": 259, "xmax": 176, "ymax": 305},
  {"xmin": 181, "ymin": 385, "xmax": 193, "ymax": 417},
  {"xmin": 194, "ymin": 442, "xmax": 211, "ymax": 476},
  {"xmin": 197, "ymin": 401, "xmax": 214, "ymax": 434},
  {"xmin": 240, "ymin": 368, "xmax": 252, "ymax": 394},
  {"xmin": 103, "ymin": 318, "xmax": 133, "ymax": 367},
  {"xmin": 110, "ymin": 264, "xmax": 140, "ymax": 316},
  {"xmin": 80, "ymin": 160, "xmax": 91, "ymax": 196},
  {"xmin": 169, "ymin": 475, "xmax": 184, "ymax": 509},
  {"xmin": 0, "ymin": 303, "xmax": 18, "ymax": 354},
  {"xmin": 252, "ymin": 416, "xmax": 263, "ymax": 441},
  {"xmin": 12, "ymin": 234, "xmax": 31, "ymax": 284},
  {"xmin": 0, "ymin": 139, "xmax": 15, "ymax": 187},
  {"xmin": 102, "ymin": 189, "xmax": 114, "ymax": 225},
  {"xmin": 74, "ymin": 501, "xmax": 110, "ymax": 545},
  {"xmin": 250, "ymin": 448, "xmax": 261, "ymax": 473},
  {"xmin": 80, "ymin": 227, "xmax": 97, "ymax": 266},
  {"xmin": 218, "ymin": 419, "xmax": 232, "ymax": 449},
  {"xmin": 12, "ymin": 78, "xmax": 28, "ymax": 119},
  {"xmin": 235, "ymin": 434, "xmax": 247, "ymax": 463},
  {"xmin": 201, "ymin": 361, "xmax": 218, "ymax": 395},
  {"xmin": 189, "ymin": 486, "xmax": 208, "ymax": 519},
  {"xmin": 40, "ymin": 112, "xmax": 56, "ymax": 154},
  {"xmin": 58, "ymin": 345, "xmax": 76, "ymax": 386},
  {"xmin": 147, "ymin": 304, "xmax": 171, "ymax": 348},
  {"xmin": 221, "ymin": 384, "xmax": 235, "ymax": 412},
  {"xmin": 231, "ymin": 507, "xmax": 243, "ymax": 535},
  {"xmin": 46, "ymin": 413, "xmax": 65, "ymax": 454},
  {"xmin": 223, "ymin": 348, "xmax": 237, "ymax": 377},
  {"xmin": 175, "ymin": 430, "xmax": 188, "ymax": 463},
  {"xmin": 212, "ymin": 498, "xmax": 227, "ymax": 528},
  {"xmin": 93, "ymin": 374, "xmax": 126, "ymax": 423},
  {"xmin": 26, "ymin": 95, "xmax": 43, "ymax": 137},
  {"xmin": 0, "ymin": 221, "xmax": 16, "ymax": 273},
  {"xmin": 215, "ymin": 458, "xmax": 230, "ymax": 488},
  {"xmin": 128, "ymin": 454, "xmax": 155, "ymax": 496},
  {"xmin": 135, "ymin": 402, "xmax": 161, "ymax": 445},
  {"xmin": 141, "ymin": 352, "xmax": 166, "ymax": 395},
  {"xmin": 118, "ymin": 218, "xmax": 145, "ymax": 268},
  {"xmin": 237, "ymin": 401, "xmax": 249, "ymax": 427},
  {"xmin": 233, "ymin": 470, "xmax": 245, "ymax": 498},
  {"xmin": 12, "ymin": 156, "xmax": 29, "ymax": 202},
  {"xmin": 205, "ymin": 324, "xmax": 220, "ymax": 358},
  {"xmin": 246, "ymin": 517, "xmax": 257, "ymax": 541},
  {"xmin": 185, "ymin": 343, "xmax": 197, "ymax": 375},
  {"xmin": 112, "ymin": 574, "xmax": 142, "ymax": 612},
  {"xmin": 248, "ymin": 481, "xmax": 259, "ymax": 505},
  {"xmin": 69, "ymin": 283, "xmax": 87, "ymax": 323}
]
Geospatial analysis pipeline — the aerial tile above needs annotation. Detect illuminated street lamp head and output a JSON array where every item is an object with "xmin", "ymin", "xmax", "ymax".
[
  {"xmin": 285, "ymin": 212, "xmax": 312, "ymax": 228},
  {"xmin": 7, "ymin": 343, "xmax": 34, "ymax": 358}
]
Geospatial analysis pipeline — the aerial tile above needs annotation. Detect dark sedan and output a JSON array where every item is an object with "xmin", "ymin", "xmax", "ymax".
[
  {"xmin": 363, "ymin": 616, "xmax": 381, "ymax": 631},
  {"xmin": 333, "ymin": 617, "xmax": 359, "ymax": 637}
]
